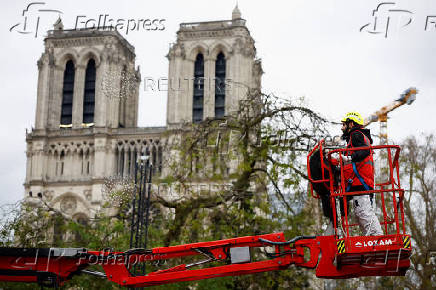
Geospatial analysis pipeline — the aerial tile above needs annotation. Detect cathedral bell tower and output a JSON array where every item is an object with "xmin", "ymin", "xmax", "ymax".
[
  {"xmin": 35, "ymin": 18, "xmax": 140, "ymax": 130},
  {"xmin": 166, "ymin": 6, "xmax": 263, "ymax": 127},
  {"xmin": 25, "ymin": 18, "xmax": 141, "ymax": 218}
]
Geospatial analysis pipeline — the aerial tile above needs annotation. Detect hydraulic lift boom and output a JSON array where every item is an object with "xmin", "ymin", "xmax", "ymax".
[{"xmin": 0, "ymin": 232, "xmax": 409, "ymax": 288}]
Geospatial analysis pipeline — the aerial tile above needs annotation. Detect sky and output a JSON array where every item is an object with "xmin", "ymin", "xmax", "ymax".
[{"xmin": 0, "ymin": 0, "xmax": 435, "ymax": 205}]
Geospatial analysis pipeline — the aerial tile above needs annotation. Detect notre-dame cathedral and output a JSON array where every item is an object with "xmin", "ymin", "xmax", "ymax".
[{"xmin": 24, "ymin": 6, "xmax": 262, "ymax": 221}]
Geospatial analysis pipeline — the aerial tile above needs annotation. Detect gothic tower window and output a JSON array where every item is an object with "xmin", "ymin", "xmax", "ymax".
[
  {"xmin": 56, "ymin": 151, "xmax": 65, "ymax": 176},
  {"xmin": 60, "ymin": 60, "xmax": 75, "ymax": 126},
  {"xmin": 152, "ymin": 148, "xmax": 157, "ymax": 175},
  {"xmin": 73, "ymin": 214, "xmax": 88, "ymax": 242},
  {"xmin": 79, "ymin": 151, "xmax": 84, "ymax": 174},
  {"xmin": 193, "ymin": 53, "xmax": 204, "ymax": 123},
  {"xmin": 53, "ymin": 213, "xmax": 64, "ymax": 246},
  {"xmin": 157, "ymin": 145, "xmax": 163, "ymax": 174},
  {"xmin": 83, "ymin": 59, "xmax": 96, "ymax": 124},
  {"xmin": 117, "ymin": 147, "xmax": 125, "ymax": 176},
  {"xmin": 119, "ymin": 66, "xmax": 127, "ymax": 128},
  {"xmin": 215, "ymin": 52, "xmax": 226, "ymax": 118},
  {"xmin": 81, "ymin": 151, "xmax": 90, "ymax": 175}
]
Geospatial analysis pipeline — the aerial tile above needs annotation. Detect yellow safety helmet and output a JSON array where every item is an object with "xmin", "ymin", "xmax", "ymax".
[{"xmin": 341, "ymin": 111, "xmax": 364, "ymax": 126}]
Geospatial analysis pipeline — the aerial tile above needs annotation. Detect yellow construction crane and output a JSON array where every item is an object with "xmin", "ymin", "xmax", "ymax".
[{"xmin": 363, "ymin": 87, "xmax": 418, "ymax": 145}]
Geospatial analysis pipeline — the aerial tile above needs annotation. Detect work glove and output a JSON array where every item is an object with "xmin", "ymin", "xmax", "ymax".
[{"xmin": 341, "ymin": 155, "xmax": 352, "ymax": 165}]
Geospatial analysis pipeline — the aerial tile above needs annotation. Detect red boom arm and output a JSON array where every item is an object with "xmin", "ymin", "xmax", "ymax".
[{"xmin": 0, "ymin": 232, "xmax": 410, "ymax": 288}]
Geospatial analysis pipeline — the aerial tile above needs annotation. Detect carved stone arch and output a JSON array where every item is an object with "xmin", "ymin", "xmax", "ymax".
[
  {"xmin": 72, "ymin": 212, "xmax": 89, "ymax": 241},
  {"xmin": 78, "ymin": 48, "xmax": 101, "ymax": 68},
  {"xmin": 187, "ymin": 43, "xmax": 209, "ymax": 62},
  {"xmin": 151, "ymin": 144, "xmax": 157, "ymax": 163},
  {"xmin": 73, "ymin": 212, "xmax": 89, "ymax": 221},
  {"xmin": 50, "ymin": 192, "xmax": 92, "ymax": 214},
  {"xmin": 55, "ymin": 48, "xmax": 79, "ymax": 70},
  {"xmin": 151, "ymin": 143, "xmax": 158, "ymax": 151},
  {"xmin": 71, "ymin": 212, "xmax": 88, "ymax": 238},
  {"xmin": 64, "ymin": 146, "xmax": 72, "ymax": 155},
  {"xmin": 210, "ymin": 41, "xmax": 232, "ymax": 60},
  {"xmin": 70, "ymin": 143, "xmax": 76, "ymax": 154}
]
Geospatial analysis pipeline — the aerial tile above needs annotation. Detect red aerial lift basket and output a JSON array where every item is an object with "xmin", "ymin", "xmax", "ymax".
[{"xmin": 307, "ymin": 139, "xmax": 411, "ymax": 278}]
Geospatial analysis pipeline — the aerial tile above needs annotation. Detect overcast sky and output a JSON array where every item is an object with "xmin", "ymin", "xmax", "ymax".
[{"xmin": 1, "ymin": 0, "xmax": 435, "ymax": 205}]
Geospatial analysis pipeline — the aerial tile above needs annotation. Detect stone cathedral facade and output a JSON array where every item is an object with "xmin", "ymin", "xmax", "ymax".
[{"xmin": 24, "ymin": 7, "xmax": 262, "ymax": 221}]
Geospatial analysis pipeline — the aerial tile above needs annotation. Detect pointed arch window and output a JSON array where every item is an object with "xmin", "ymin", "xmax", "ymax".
[
  {"xmin": 60, "ymin": 60, "xmax": 75, "ymax": 126},
  {"xmin": 74, "ymin": 214, "xmax": 88, "ymax": 242},
  {"xmin": 193, "ymin": 53, "xmax": 204, "ymax": 123},
  {"xmin": 215, "ymin": 52, "xmax": 226, "ymax": 118},
  {"xmin": 83, "ymin": 59, "xmax": 96, "ymax": 124},
  {"xmin": 118, "ymin": 66, "xmax": 127, "ymax": 128},
  {"xmin": 53, "ymin": 213, "xmax": 64, "ymax": 246}
]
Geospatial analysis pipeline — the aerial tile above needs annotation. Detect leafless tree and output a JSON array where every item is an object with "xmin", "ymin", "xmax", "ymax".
[
  {"xmin": 401, "ymin": 134, "xmax": 436, "ymax": 289},
  {"xmin": 155, "ymin": 90, "xmax": 329, "ymax": 246}
]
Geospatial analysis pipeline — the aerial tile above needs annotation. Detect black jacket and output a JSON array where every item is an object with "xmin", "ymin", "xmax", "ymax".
[{"xmin": 344, "ymin": 127, "xmax": 373, "ymax": 163}]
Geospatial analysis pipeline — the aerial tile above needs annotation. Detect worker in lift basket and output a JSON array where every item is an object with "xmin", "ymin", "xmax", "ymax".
[{"xmin": 339, "ymin": 111, "xmax": 383, "ymax": 236}]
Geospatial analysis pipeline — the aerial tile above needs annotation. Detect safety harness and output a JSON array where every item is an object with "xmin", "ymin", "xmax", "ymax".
[{"xmin": 345, "ymin": 130, "xmax": 373, "ymax": 192}]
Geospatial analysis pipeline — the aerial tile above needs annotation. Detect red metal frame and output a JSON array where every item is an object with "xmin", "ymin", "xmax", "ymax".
[
  {"xmin": 307, "ymin": 141, "xmax": 411, "ymax": 277},
  {"xmin": 324, "ymin": 144, "xmax": 406, "ymax": 238}
]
